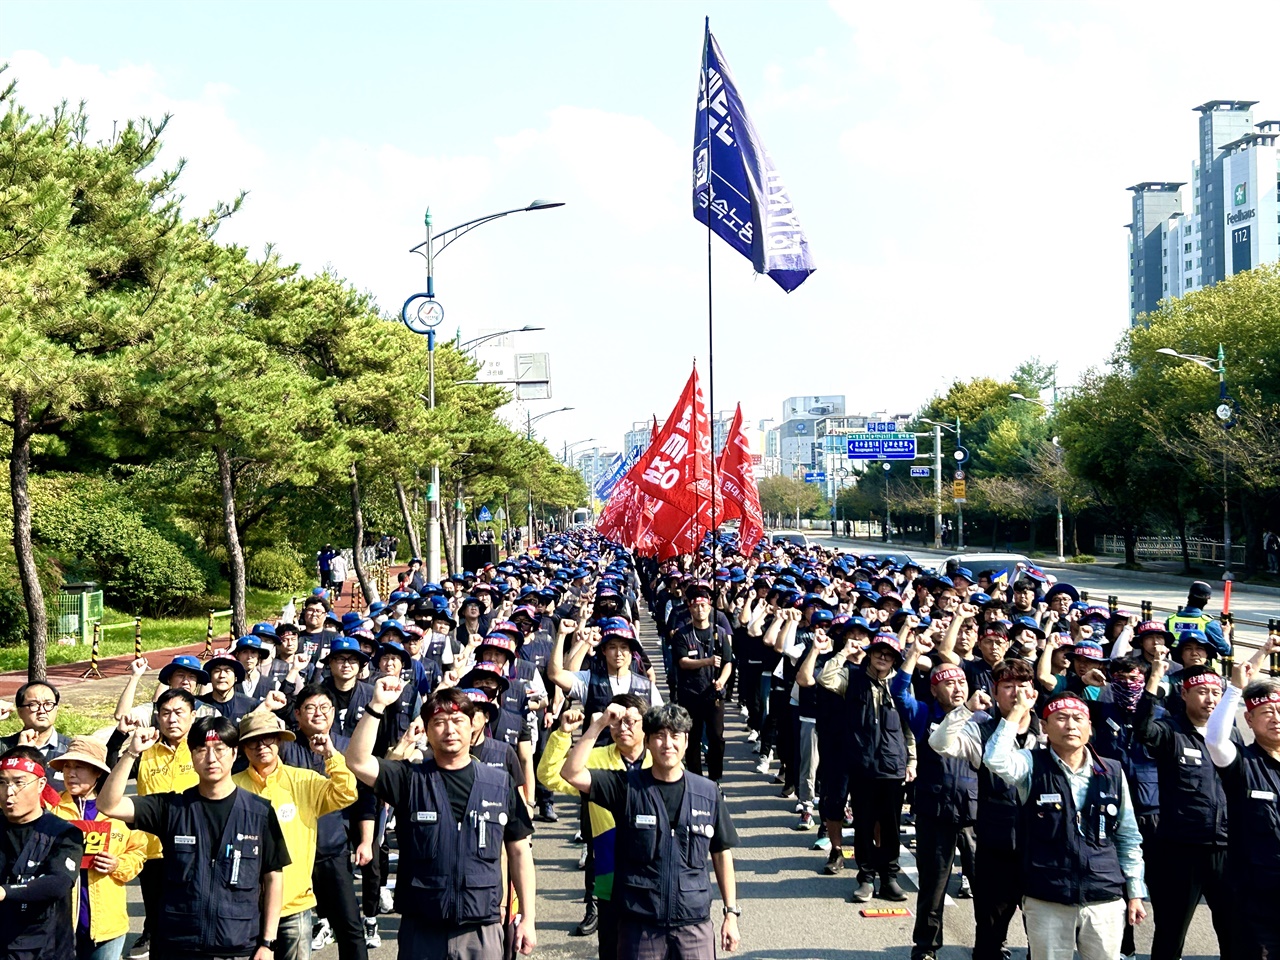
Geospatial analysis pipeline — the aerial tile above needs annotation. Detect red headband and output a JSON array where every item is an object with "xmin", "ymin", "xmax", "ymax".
[
  {"xmin": 0, "ymin": 757, "xmax": 44, "ymax": 779},
  {"xmin": 1044, "ymin": 696, "xmax": 1089, "ymax": 719},
  {"xmin": 1246, "ymin": 691, "xmax": 1280, "ymax": 712},
  {"xmin": 204, "ymin": 729, "xmax": 223, "ymax": 744},
  {"xmin": 931, "ymin": 666, "xmax": 965, "ymax": 685},
  {"xmin": 429, "ymin": 701, "xmax": 463, "ymax": 717},
  {"xmin": 1183, "ymin": 672, "xmax": 1223, "ymax": 693}
]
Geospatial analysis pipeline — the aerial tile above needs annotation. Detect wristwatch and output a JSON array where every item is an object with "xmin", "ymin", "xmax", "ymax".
[
  {"xmin": 722, "ymin": 905, "xmax": 742, "ymax": 917},
  {"xmin": 257, "ymin": 938, "xmax": 277, "ymax": 950}
]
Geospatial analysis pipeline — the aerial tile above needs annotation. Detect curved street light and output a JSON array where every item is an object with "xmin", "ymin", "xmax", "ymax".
[
  {"xmin": 1009, "ymin": 393, "xmax": 1064, "ymax": 561},
  {"xmin": 459, "ymin": 325, "xmax": 545, "ymax": 353}
]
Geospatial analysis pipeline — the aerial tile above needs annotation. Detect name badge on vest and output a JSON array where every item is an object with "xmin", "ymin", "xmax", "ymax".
[
  {"xmin": 414, "ymin": 811, "xmax": 439, "ymax": 823},
  {"xmin": 634, "ymin": 814, "xmax": 657, "ymax": 828},
  {"xmin": 1107, "ymin": 717, "xmax": 1121, "ymax": 734},
  {"xmin": 1250, "ymin": 790, "xmax": 1276, "ymax": 801},
  {"xmin": 1036, "ymin": 793, "xmax": 1062, "ymax": 807},
  {"xmin": 1182, "ymin": 747, "xmax": 1202, "ymax": 758},
  {"xmin": 174, "ymin": 835, "xmax": 197, "ymax": 845}
]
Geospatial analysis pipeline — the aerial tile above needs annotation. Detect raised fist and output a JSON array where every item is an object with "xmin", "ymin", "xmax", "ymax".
[{"xmin": 130, "ymin": 657, "xmax": 150, "ymax": 677}]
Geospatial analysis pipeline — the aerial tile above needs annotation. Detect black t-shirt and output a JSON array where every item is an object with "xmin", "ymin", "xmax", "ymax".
[
  {"xmin": 372, "ymin": 758, "xmax": 533, "ymax": 842},
  {"xmin": 131, "ymin": 789, "xmax": 290, "ymax": 874},
  {"xmin": 671, "ymin": 625, "xmax": 733, "ymax": 696},
  {"xmin": 588, "ymin": 769, "xmax": 738, "ymax": 854}
]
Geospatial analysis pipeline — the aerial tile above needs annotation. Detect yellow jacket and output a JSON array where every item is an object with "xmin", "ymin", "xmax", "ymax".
[
  {"xmin": 52, "ymin": 794, "xmax": 149, "ymax": 943},
  {"xmin": 233, "ymin": 754, "xmax": 357, "ymax": 918},
  {"xmin": 537, "ymin": 729, "xmax": 650, "ymax": 901},
  {"xmin": 135, "ymin": 737, "xmax": 199, "ymax": 859}
]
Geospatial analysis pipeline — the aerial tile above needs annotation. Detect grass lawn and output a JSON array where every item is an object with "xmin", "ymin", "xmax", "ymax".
[{"xmin": 0, "ymin": 586, "xmax": 302, "ymax": 674}]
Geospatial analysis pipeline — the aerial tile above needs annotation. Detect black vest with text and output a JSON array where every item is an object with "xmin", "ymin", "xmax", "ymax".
[
  {"xmin": 158, "ymin": 787, "xmax": 274, "ymax": 955},
  {"xmin": 974, "ymin": 711, "xmax": 1042, "ymax": 849},
  {"xmin": 1153, "ymin": 714, "xmax": 1228, "ymax": 845},
  {"xmin": 0, "ymin": 812, "xmax": 78, "ymax": 960},
  {"xmin": 614, "ymin": 768, "xmax": 719, "ymax": 926},
  {"xmin": 1019, "ymin": 748, "xmax": 1127, "ymax": 905},
  {"xmin": 395, "ymin": 759, "xmax": 509, "ymax": 925},
  {"xmin": 1225, "ymin": 743, "xmax": 1280, "ymax": 889}
]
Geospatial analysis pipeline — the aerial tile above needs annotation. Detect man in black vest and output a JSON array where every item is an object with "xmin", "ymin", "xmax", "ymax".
[
  {"xmin": 0, "ymin": 746, "xmax": 81, "ymax": 960},
  {"xmin": 1205, "ymin": 637, "xmax": 1280, "ymax": 957},
  {"xmin": 891, "ymin": 637, "xmax": 976, "ymax": 960},
  {"xmin": 1136, "ymin": 657, "xmax": 1235, "ymax": 960},
  {"xmin": 669, "ymin": 582, "xmax": 734, "ymax": 781},
  {"xmin": 345, "ymin": 679, "xmax": 537, "ymax": 959},
  {"xmin": 986, "ymin": 690, "xmax": 1148, "ymax": 960},
  {"xmin": 816, "ymin": 629, "xmax": 910, "ymax": 901},
  {"xmin": 561, "ymin": 702, "xmax": 741, "ymax": 960},
  {"xmin": 99, "ymin": 717, "xmax": 290, "ymax": 960}
]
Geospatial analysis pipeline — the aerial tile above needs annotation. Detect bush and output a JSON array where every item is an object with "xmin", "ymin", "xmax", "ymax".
[
  {"xmin": 246, "ymin": 547, "xmax": 309, "ymax": 590},
  {"xmin": 0, "ymin": 537, "xmax": 66, "ymax": 649},
  {"xmin": 1068, "ymin": 554, "xmax": 1097, "ymax": 564},
  {"xmin": 30, "ymin": 474, "xmax": 209, "ymax": 616}
]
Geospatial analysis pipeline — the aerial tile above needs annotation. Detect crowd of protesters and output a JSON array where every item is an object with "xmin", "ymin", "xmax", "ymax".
[{"xmin": 1, "ymin": 528, "xmax": 1278, "ymax": 960}]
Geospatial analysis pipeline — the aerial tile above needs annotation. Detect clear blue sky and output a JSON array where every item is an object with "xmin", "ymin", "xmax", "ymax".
[{"xmin": 7, "ymin": 1, "xmax": 1280, "ymax": 454}]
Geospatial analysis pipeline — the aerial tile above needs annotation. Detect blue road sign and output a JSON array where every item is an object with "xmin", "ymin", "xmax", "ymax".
[
  {"xmin": 910, "ymin": 466, "xmax": 931, "ymax": 477},
  {"xmin": 847, "ymin": 433, "xmax": 917, "ymax": 460},
  {"xmin": 478, "ymin": 505, "xmax": 492, "ymax": 522},
  {"xmin": 803, "ymin": 471, "xmax": 826, "ymax": 483}
]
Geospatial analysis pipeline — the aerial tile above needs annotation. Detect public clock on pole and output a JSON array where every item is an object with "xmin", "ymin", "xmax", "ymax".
[{"xmin": 1216, "ymin": 402, "xmax": 1233, "ymax": 422}]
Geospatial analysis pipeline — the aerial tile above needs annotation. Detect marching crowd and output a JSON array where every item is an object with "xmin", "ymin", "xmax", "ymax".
[{"xmin": 1, "ymin": 530, "xmax": 1279, "ymax": 960}]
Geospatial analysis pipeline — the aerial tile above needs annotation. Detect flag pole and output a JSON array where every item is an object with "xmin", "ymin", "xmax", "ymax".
[{"xmin": 704, "ymin": 16, "xmax": 717, "ymax": 548}]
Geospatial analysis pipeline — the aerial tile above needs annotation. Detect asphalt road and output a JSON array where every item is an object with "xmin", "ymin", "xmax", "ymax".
[
  {"xmin": 118, "ymin": 602, "xmax": 1230, "ymax": 960},
  {"xmin": 804, "ymin": 531, "xmax": 1278, "ymax": 652}
]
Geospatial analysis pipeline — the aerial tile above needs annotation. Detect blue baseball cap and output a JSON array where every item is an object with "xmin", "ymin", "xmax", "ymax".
[
  {"xmin": 321, "ymin": 636, "xmax": 370, "ymax": 665},
  {"xmin": 250, "ymin": 622, "xmax": 278, "ymax": 641},
  {"xmin": 158, "ymin": 655, "xmax": 210, "ymax": 686},
  {"xmin": 232, "ymin": 635, "xmax": 266, "ymax": 654}
]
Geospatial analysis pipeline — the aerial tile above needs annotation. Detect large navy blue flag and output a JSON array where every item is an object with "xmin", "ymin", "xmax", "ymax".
[{"xmin": 693, "ymin": 20, "xmax": 816, "ymax": 293}]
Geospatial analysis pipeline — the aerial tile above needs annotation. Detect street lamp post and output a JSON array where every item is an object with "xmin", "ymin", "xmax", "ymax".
[
  {"xmin": 1003, "ymin": 391, "xmax": 1064, "ymax": 563},
  {"xmin": 402, "ymin": 200, "xmax": 564, "ymax": 584},
  {"xmin": 458, "ymin": 325, "xmax": 546, "ymax": 353},
  {"xmin": 525, "ymin": 407, "xmax": 573, "ymax": 546},
  {"xmin": 922, "ymin": 418, "xmax": 966, "ymax": 551},
  {"xmin": 1156, "ymin": 344, "xmax": 1233, "ymax": 575}
]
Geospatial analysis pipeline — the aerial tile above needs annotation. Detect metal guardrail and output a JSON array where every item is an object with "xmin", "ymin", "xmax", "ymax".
[
  {"xmin": 80, "ymin": 617, "xmax": 142, "ymax": 679},
  {"xmin": 1095, "ymin": 534, "xmax": 1246, "ymax": 567}
]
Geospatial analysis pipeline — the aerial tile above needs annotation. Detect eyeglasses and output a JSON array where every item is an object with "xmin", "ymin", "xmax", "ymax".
[
  {"xmin": 191, "ymin": 744, "xmax": 233, "ymax": 758},
  {"xmin": 329, "ymin": 656, "xmax": 361, "ymax": 666},
  {"xmin": 0, "ymin": 778, "xmax": 39, "ymax": 796},
  {"xmin": 22, "ymin": 701, "xmax": 57, "ymax": 713},
  {"xmin": 300, "ymin": 704, "xmax": 333, "ymax": 716},
  {"xmin": 615, "ymin": 716, "xmax": 643, "ymax": 728}
]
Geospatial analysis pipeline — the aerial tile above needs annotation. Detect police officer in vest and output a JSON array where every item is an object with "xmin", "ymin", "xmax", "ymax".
[
  {"xmin": 1137, "ymin": 654, "xmax": 1236, "ymax": 960},
  {"xmin": 99, "ymin": 716, "xmax": 290, "ymax": 960},
  {"xmin": 1205, "ymin": 636, "xmax": 1280, "ymax": 957},
  {"xmin": 345, "ymin": 678, "xmax": 537, "ymax": 959},
  {"xmin": 891, "ymin": 637, "xmax": 976, "ymax": 960},
  {"xmin": 986, "ymin": 690, "xmax": 1148, "ymax": 960},
  {"xmin": 561, "ymin": 702, "xmax": 741, "ymax": 960},
  {"xmin": 930, "ymin": 658, "xmax": 1042, "ymax": 960},
  {"xmin": 1165, "ymin": 580, "xmax": 1231, "ymax": 659},
  {"xmin": 0, "ymin": 746, "xmax": 81, "ymax": 960}
]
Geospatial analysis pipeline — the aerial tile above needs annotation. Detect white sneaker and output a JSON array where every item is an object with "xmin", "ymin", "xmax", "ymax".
[
  {"xmin": 746, "ymin": 730, "xmax": 759, "ymax": 743},
  {"xmin": 578, "ymin": 845, "xmax": 589, "ymax": 869},
  {"xmin": 739, "ymin": 704, "xmax": 748, "ymax": 718},
  {"xmin": 755, "ymin": 754, "xmax": 772, "ymax": 775},
  {"xmin": 378, "ymin": 885, "xmax": 394, "ymax": 914},
  {"xmin": 363, "ymin": 918, "xmax": 381, "ymax": 949},
  {"xmin": 311, "ymin": 919, "xmax": 333, "ymax": 951}
]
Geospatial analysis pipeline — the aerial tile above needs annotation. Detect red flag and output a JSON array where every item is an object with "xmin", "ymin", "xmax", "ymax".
[
  {"xmin": 628, "ymin": 367, "xmax": 717, "ymax": 518},
  {"xmin": 716, "ymin": 404, "xmax": 765, "ymax": 550}
]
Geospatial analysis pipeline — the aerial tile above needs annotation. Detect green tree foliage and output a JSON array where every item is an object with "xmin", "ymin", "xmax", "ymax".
[{"xmin": 759, "ymin": 475, "xmax": 826, "ymax": 521}]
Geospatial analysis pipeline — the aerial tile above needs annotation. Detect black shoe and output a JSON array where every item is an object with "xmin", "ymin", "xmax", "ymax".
[
  {"xmin": 850, "ymin": 880, "xmax": 874, "ymax": 903},
  {"xmin": 880, "ymin": 877, "xmax": 909, "ymax": 901},
  {"xmin": 128, "ymin": 935, "xmax": 151, "ymax": 960},
  {"xmin": 823, "ymin": 849, "xmax": 845, "ymax": 875},
  {"xmin": 571, "ymin": 909, "xmax": 599, "ymax": 936},
  {"xmin": 534, "ymin": 802, "xmax": 558, "ymax": 823}
]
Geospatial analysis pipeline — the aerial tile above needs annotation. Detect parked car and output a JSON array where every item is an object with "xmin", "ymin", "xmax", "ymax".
[
  {"xmin": 937, "ymin": 552, "xmax": 1057, "ymax": 586},
  {"xmin": 771, "ymin": 532, "xmax": 812, "ymax": 549}
]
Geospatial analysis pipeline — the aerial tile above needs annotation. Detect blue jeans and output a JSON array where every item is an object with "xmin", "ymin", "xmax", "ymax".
[
  {"xmin": 278, "ymin": 909, "xmax": 313, "ymax": 960},
  {"xmin": 77, "ymin": 931, "xmax": 124, "ymax": 960}
]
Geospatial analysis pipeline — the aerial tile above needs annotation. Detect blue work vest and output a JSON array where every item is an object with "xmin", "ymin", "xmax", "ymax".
[
  {"xmin": 1226, "ymin": 743, "xmax": 1280, "ymax": 889},
  {"xmin": 974, "ymin": 712, "xmax": 1042, "ymax": 849},
  {"xmin": 0, "ymin": 813, "xmax": 77, "ymax": 960},
  {"xmin": 157, "ymin": 787, "xmax": 274, "ymax": 955},
  {"xmin": 614, "ymin": 768, "xmax": 719, "ymax": 927},
  {"xmin": 916, "ymin": 714, "xmax": 978, "ymax": 825},
  {"xmin": 1020, "ymin": 749, "xmax": 1127, "ymax": 905},
  {"xmin": 396, "ymin": 760, "xmax": 509, "ymax": 925}
]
